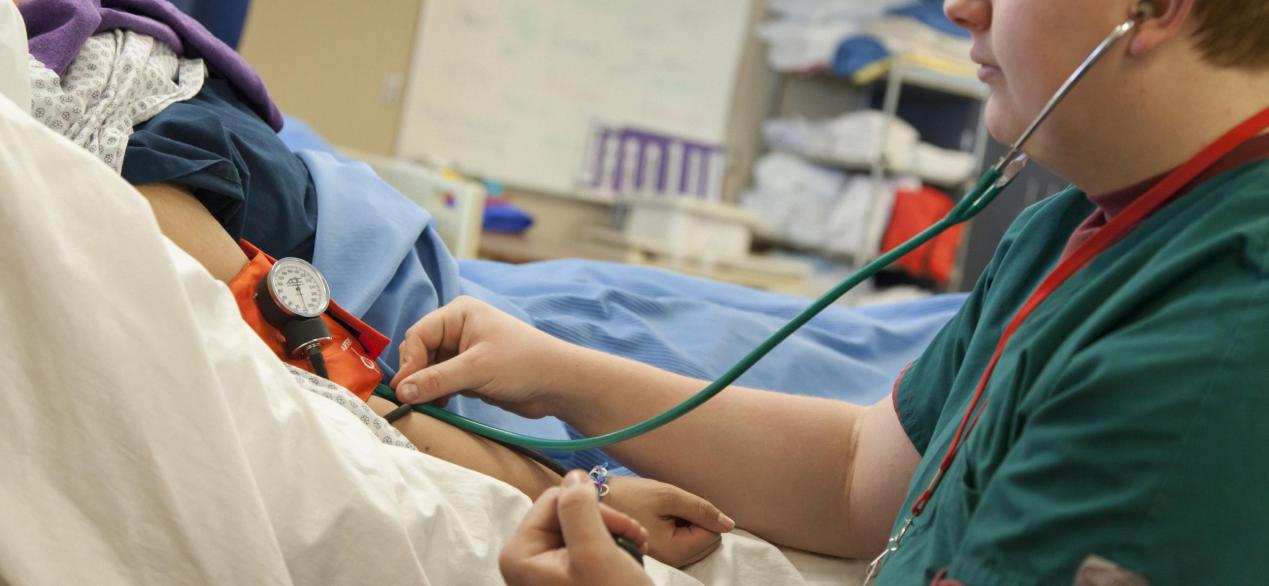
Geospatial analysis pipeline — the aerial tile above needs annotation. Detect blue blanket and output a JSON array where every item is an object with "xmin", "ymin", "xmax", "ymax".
[
  {"xmin": 458, "ymin": 260, "xmax": 964, "ymax": 471},
  {"xmin": 284, "ymin": 122, "xmax": 965, "ymax": 472}
]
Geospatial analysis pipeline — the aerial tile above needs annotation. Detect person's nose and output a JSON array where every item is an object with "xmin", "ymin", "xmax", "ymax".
[{"xmin": 944, "ymin": 0, "xmax": 991, "ymax": 33}]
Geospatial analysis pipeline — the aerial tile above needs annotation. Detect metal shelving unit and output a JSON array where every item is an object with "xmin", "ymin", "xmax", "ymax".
[{"xmin": 762, "ymin": 56, "xmax": 989, "ymax": 268}]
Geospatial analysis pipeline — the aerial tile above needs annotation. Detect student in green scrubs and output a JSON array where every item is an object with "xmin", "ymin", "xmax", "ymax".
[{"xmin": 391, "ymin": 0, "xmax": 1269, "ymax": 583}]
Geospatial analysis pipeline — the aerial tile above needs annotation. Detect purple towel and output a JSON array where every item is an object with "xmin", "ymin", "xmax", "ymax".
[{"xmin": 20, "ymin": 0, "xmax": 283, "ymax": 131}]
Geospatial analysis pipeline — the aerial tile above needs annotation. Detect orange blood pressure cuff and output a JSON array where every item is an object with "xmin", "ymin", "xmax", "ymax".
[{"xmin": 228, "ymin": 241, "xmax": 389, "ymax": 401}]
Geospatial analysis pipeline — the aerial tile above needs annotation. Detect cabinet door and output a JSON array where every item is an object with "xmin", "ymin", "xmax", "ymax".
[{"xmin": 238, "ymin": 0, "xmax": 424, "ymax": 155}]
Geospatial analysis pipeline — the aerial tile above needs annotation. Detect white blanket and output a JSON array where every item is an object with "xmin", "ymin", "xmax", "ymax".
[{"xmin": 0, "ymin": 91, "xmax": 869, "ymax": 584}]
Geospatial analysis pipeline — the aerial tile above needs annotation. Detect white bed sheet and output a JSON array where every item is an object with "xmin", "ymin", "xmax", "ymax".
[{"xmin": 0, "ymin": 89, "xmax": 872, "ymax": 585}]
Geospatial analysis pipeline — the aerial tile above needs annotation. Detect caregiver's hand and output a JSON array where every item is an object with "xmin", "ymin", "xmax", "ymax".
[
  {"xmin": 606, "ymin": 476, "xmax": 733, "ymax": 568},
  {"xmin": 501, "ymin": 471, "xmax": 654, "ymax": 586},
  {"xmin": 391, "ymin": 296, "xmax": 571, "ymax": 417}
]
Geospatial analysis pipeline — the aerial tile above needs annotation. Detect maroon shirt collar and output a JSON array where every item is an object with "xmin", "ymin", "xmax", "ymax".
[
  {"xmin": 1058, "ymin": 133, "xmax": 1269, "ymax": 262},
  {"xmin": 1088, "ymin": 133, "xmax": 1269, "ymax": 219}
]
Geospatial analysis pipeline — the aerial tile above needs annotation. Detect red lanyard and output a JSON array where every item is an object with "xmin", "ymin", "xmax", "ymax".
[{"xmin": 909, "ymin": 106, "xmax": 1269, "ymax": 519}]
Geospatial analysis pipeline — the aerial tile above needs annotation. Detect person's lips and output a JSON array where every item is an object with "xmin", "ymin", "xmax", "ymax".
[
  {"xmin": 970, "ymin": 49, "xmax": 1001, "ymax": 82},
  {"xmin": 976, "ymin": 63, "xmax": 1002, "ymax": 82}
]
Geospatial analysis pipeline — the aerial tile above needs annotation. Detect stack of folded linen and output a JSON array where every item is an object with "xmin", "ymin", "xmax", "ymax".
[
  {"xmin": 832, "ymin": 3, "xmax": 975, "ymax": 83},
  {"xmin": 758, "ymin": 0, "xmax": 972, "ymax": 76},
  {"xmin": 758, "ymin": 0, "xmax": 907, "ymax": 71},
  {"xmin": 764, "ymin": 110, "xmax": 920, "ymax": 170},
  {"xmin": 763, "ymin": 110, "xmax": 977, "ymax": 186},
  {"xmin": 912, "ymin": 142, "xmax": 977, "ymax": 187},
  {"xmin": 742, "ymin": 152, "xmax": 897, "ymax": 259}
]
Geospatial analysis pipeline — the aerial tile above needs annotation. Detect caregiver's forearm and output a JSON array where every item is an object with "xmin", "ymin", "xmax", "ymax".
[
  {"xmin": 368, "ymin": 396, "xmax": 560, "ymax": 499},
  {"xmin": 551, "ymin": 345, "xmax": 889, "ymax": 557}
]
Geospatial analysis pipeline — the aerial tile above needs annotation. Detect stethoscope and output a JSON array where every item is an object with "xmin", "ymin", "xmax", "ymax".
[{"xmin": 381, "ymin": 3, "xmax": 1161, "ymax": 456}]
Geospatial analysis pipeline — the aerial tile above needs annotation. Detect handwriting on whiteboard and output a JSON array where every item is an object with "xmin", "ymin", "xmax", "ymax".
[{"xmin": 398, "ymin": 0, "xmax": 751, "ymax": 195}]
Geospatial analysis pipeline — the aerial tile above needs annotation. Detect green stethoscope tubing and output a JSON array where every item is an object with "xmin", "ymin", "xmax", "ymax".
[{"xmin": 375, "ymin": 167, "xmax": 1009, "ymax": 452}]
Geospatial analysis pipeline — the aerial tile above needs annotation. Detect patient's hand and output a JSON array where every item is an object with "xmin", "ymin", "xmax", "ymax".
[{"xmin": 605, "ymin": 476, "xmax": 733, "ymax": 568}]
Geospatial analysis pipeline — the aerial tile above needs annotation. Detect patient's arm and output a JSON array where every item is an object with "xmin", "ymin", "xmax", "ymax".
[
  {"xmin": 135, "ymin": 183, "xmax": 249, "ymax": 282},
  {"xmin": 366, "ymin": 396, "xmax": 560, "ymax": 497},
  {"xmin": 135, "ymin": 182, "xmax": 560, "ymax": 496},
  {"xmin": 136, "ymin": 182, "xmax": 729, "ymax": 566},
  {"xmin": 393, "ymin": 296, "xmax": 922, "ymax": 558}
]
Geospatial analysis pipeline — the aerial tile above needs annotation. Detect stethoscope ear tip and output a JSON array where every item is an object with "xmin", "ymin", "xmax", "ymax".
[{"xmin": 1134, "ymin": 1, "xmax": 1158, "ymax": 21}]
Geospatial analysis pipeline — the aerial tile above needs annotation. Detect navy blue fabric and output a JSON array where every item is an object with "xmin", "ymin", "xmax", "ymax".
[
  {"xmin": 122, "ymin": 78, "xmax": 318, "ymax": 260},
  {"xmin": 188, "ymin": 0, "xmax": 250, "ymax": 49}
]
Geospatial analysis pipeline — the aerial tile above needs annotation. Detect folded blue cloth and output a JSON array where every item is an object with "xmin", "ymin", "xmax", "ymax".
[
  {"xmin": 888, "ymin": 1, "xmax": 971, "ymax": 39},
  {"xmin": 483, "ymin": 203, "xmax": 535, "ymax": 234},
  {"xmin": 831, "ymin": 35, "xmax": 890, "ymax": 78}
]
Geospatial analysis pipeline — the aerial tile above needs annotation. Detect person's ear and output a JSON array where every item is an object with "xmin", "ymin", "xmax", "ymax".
[{"xmin": 1128, "ymin": 0, "xmax": 1197, "ymax": 57}]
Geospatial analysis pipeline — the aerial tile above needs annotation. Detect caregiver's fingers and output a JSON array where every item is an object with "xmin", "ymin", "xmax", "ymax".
[
  {"xmin": 597, "ymin": 505, "xmax": 650, "ymax": 555},
  {"xmin": 394, "ymin": 344, "xmax": 489, "ymax": 404},
  {"xmin": 393, "ymin": 297, "xmax": 478, "ymax": 384},
  {"xmin": 502, "ymin": 487, "xmax": 566, "ymax": 561},
  {"xmin": 559, "ymin": 471, "xmax": 649, "ymax": 555},
  {"xmin": 391, "ymin": 335, "xmax": 426, "ymax": 387}
]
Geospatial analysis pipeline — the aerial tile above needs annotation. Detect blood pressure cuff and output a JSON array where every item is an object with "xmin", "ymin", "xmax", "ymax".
[{"xmin": 228, "ymin": 240, "xmax": 389, "ymax": 401}]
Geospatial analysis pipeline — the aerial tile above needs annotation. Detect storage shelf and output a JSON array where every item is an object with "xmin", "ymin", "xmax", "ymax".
[
  {"xmin": 773, "ymin": 149, "xmax": 973, "ymax": 191},
  {"xmin": 784, "ymin": 59, "xmax": 988, "ymax": 101},
  {"xmin": 891, "ymin": 61, "xmax": 987, "ymax": 100}
]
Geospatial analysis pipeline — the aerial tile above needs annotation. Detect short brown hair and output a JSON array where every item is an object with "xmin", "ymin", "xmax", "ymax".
[{"xmin": 1190, "ymin": 0, "xmax": 1269, "ymax": 68}]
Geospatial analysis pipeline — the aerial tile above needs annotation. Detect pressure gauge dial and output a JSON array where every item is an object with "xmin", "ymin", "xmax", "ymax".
[{"xmin": 261, "ymin": 257, "xmax": 331, "ymax": 319}]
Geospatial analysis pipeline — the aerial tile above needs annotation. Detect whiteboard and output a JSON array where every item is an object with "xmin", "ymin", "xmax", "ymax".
[{"xmin": 396, "ymin": 0, "xmax": 752, "ymax": 195}]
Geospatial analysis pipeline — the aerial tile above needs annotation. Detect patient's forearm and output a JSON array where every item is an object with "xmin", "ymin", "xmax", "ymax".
[
  {"xmin": 551, "ymin": 345, "xmax": 880, "ymax": 557},
  {"xmin": 135, "ymin": 182, "xmax": 247, "ymax": 282},
  {"xmin": 367, "ymin": 397, "xmax": 560, "ymax": 499}
]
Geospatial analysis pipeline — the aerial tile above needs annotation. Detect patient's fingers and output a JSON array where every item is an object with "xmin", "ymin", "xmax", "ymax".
[{"xmin": 657, "ymin": 485, "xmax": 735, "ymax": 534}]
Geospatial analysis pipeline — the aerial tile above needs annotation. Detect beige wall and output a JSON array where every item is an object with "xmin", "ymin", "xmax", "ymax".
[
  {"xmin": 720, "ymin": 0, "xmax": 778, "ymax": 205},
  {"xmin": 240, "ymin": 0, "xmax": 777, "ymax": 242},
  {"xmin": 239, "ymin": 0, "xmax": 423, "ymax": 155}
]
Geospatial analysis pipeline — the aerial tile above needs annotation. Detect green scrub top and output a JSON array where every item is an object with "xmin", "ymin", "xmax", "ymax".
[{"xmin": 878, "ymin": 160, "xmax": 1269, "ymax": 585}]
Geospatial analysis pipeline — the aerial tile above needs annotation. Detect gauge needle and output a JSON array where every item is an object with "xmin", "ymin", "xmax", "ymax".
[{"xmin": 295, "ymin": 285, "xmax": 309, "ymax": 312}]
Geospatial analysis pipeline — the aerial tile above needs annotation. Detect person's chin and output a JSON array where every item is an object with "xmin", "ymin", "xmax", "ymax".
[{"xmin": 984, "ymin": 99, "xmax": 1025, "ymax": 147}]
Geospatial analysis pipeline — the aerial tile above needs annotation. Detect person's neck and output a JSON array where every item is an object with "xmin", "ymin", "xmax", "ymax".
[{"xmin": 1043, "ymin": 66, "xmax": 1269, "ymax": 196}]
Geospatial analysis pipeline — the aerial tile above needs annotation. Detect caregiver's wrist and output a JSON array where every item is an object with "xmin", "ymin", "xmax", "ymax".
[{"xmin": 545, "ymin": 344, "xmax": 622, "ymax": 421}]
